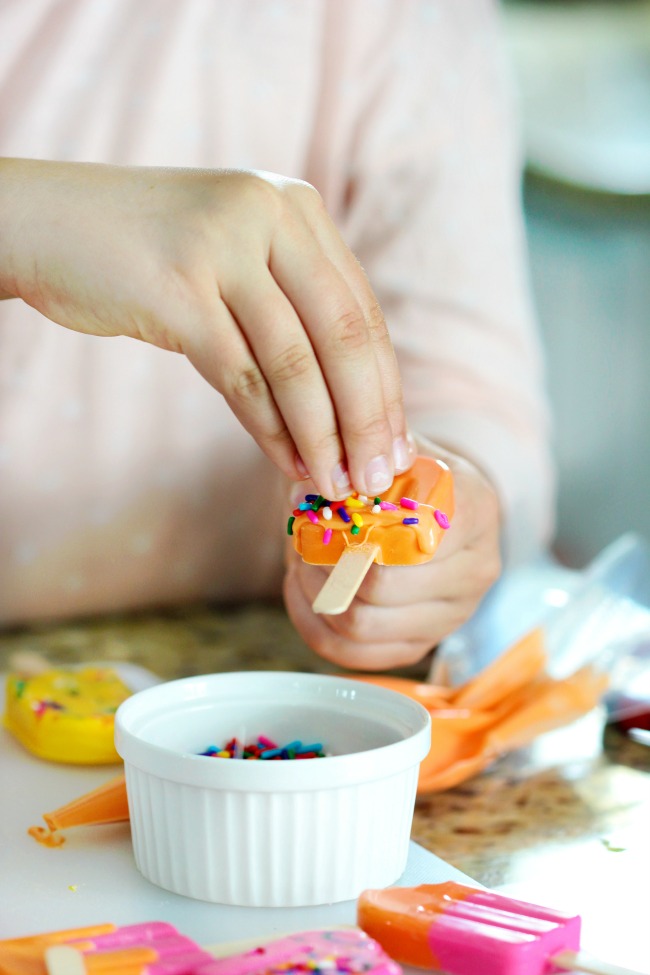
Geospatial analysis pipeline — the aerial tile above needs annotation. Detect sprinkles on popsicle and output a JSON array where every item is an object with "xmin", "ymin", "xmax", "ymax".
[
  {"xmin": 286, "ymin": 488, "xmax": 450, "ymax": 551},
  {"xmin": 434, "ymin": 508, "xmax": 450, "ymax": 529}
]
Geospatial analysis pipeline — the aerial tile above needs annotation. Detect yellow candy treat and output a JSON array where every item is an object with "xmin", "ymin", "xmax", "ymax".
[{"xmin": 3, "ymin": 667, "xmax": 132, "ymax": 764}]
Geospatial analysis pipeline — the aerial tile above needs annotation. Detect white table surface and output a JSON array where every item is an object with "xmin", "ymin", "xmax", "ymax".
[{"xmin": 0, "ymin": 665, "xmax": 476, "ymax": 944}]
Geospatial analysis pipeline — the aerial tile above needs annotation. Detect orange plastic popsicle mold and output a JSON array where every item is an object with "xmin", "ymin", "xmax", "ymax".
[{"xmin": 353, "ymin": 627, "xmax": 608, "ymax": 794}]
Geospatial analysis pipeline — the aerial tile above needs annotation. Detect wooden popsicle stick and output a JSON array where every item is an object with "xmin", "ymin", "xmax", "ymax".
[
  {"xmin": 553, "ymin": 950, "xmax": 648, "ymax": 975},
  {"xmin": 312, "ymin": 543, "xmax": 380, "ymax": 615},
  {"xmin": 45, "ymin": 945, "xmax": 87, "ymax": 975}
]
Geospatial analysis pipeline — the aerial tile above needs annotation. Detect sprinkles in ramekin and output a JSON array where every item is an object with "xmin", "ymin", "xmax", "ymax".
[{"xmin": 199, "ymin": 736, "xmax": 327, "ymax": 760}]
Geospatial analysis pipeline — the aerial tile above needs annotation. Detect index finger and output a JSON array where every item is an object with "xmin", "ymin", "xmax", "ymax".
[
  {"xmin": 300, "ymin": 200, "xmax": 412, "ymax": 476},
  {"xmin": 272, "ymin": 239, "xmax": 394, "ymax": 497}
]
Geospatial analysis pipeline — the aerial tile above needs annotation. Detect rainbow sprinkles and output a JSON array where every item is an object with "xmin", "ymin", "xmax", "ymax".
[
  {"xmin": 288, "ymin": 491, "xmax": 450, "ymax": 568},
  {"xmin": 199, "ymin": 735, "xmax": 327, "ymax": 760}
]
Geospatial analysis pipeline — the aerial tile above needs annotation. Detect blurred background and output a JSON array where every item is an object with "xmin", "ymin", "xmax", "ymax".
[{"xmin": 501, "ymin": 0, "xmax": 650, "ymax": 569}]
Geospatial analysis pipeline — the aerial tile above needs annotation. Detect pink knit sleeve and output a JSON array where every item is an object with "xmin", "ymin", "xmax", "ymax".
[{"xmin": 308, "ymin": 0, "xmax": 555, "ymax": 565}]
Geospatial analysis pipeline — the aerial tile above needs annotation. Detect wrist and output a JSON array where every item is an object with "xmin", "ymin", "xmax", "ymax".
[{"xmin": 0, "ymin": 157, "xmax": 41, "ymax": 300}]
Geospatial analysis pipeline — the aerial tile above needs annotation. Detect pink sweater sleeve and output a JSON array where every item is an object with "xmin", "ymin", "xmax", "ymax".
[{"xmin": 307, "ymin": 0, "xmax": 556, "ymax": 565}]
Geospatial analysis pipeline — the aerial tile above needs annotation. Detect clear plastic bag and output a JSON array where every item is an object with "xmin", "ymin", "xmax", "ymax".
[{"xmin": 430, "ymin": 533, "xmax": 650, "ymax": 726}]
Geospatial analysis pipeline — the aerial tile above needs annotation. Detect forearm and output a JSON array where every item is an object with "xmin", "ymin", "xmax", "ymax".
[
  {"xmin": 0, "ymin": 156, "xmax": 78, "ymax": 303},
  {"xmin": 0, "ymin": 156, "xmax": 135, "ymax": 312}
]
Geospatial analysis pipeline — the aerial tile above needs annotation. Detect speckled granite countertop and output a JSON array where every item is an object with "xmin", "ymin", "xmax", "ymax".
[{"xmin": 2, "ymin": 601, "xmax": 649, "ymax": 965}]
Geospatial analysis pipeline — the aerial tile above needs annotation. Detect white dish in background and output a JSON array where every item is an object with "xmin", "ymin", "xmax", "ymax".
[
  {"xmin": 504, "ymin": 2, "xmax": 650, "ymax": 194},
  {"xmin": 115, "ymin": 671, "xmax": 431, "ymax": 908}
]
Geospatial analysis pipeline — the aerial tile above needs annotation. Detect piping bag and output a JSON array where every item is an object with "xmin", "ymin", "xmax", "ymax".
[
  {"xmin": 27, "ymin": 774, "xmax": 130, "ymax": 847},
  {"xmin": 27, "ymin": 627, "xmax": 608, "ymax": 847}
]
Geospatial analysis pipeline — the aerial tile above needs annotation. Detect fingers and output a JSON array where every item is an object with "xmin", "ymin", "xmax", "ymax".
[
  {"xmin": 218, "ymin": 267, "xmax": 342, "ymax": 485},
  {"xmin": 269, "ymin": 185, "xmax": 411, "ymax": 497},
  {"xmin": 189, "ymin": 264, "xmax": 401, "ymax": 498},
  {"xmin": 295, "ymin": 192, "xmax": 411, "ymax": 474},
  {"xmin": 283, "ymin": 561, "xmax": 439, "ymax": 671},
  {"xmin": 172, "ymin": 171, "xmax": 410, "ymax": 498},
  {"xmin": 283, "ymin": 446, "xmax": 503, "ymax": 672},
  {"xmin": 184, "ymin": 193, "xmax": 406, "ymax": 499},
  {"xmin": 290, "ymin": 558, "xmax": 472, "ymax": 636},
  {"xmin": 180, "ymin": 293, "xmax": 301, "ymax": 480},
  {"xmin": 269, "ymin": 243, "xmax": 391, "ymax": 498},
  {"xmin": 153, "ymin": 169, "xmax": 411, "ymax": 499}
]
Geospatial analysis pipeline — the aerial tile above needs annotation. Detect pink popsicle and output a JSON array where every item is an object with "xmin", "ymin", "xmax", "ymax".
[
  {"xmin": 200, "ymin": 929, "xmax": 402, "ymax": 975},
  {"xmin": 72, "ymin": 921, "xmax": 178, "ymax": 949},
  {"xmin": 8, "ymin": 921, "xmax": 214, "ymax": 974},
  {"xmin": 74, "ymin": 922, "xmax": 214, "ymax": 973},
  {"xmin": 424, "ymin": 889, "xmax": 580, "ymax": 975}
]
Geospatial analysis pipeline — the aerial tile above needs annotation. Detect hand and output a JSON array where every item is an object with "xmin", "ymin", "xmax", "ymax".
[
  {"xmin": 283, "ymin": 437, "xmax": 502, "ymax": 671},
  {"xmin": 0, "ymin": 159, "xmax": 411, "ymax": 499}
]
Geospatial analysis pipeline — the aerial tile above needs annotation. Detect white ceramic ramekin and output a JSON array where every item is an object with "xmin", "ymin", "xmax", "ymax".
[{"xmin": 114, "ymin": 671, "xmax": 430, "ymax": 907}]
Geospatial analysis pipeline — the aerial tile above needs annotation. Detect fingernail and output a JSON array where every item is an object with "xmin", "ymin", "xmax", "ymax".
[
  {"xmin": 392, "ymin": 435, "xmax": 412, "ymax": 472},
  {"xmin": 295, "ymin": 454, "xmax": 309, "ymax": 478},
  {"xmin": 407, "ymin": 431, "xmax": 417, "ymax": 456},
  {"xmin": 331, "ymin": 461, "xmax": 352, "ymax": 497},
  {"xmin": 364, "ymin": 455, "xmax": 392, "ymax": 494},
  {"xmin": 290, "ymin": 484, "xmax": 307, "ymax": 507}
]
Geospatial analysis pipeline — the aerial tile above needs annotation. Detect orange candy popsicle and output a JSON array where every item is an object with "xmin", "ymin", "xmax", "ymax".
[
  {"xmin": 357, "ymin": 883, "xmax": 643, "ymax": 975},
  {"xmin": 289, "ymin": 456, "xmax": 454, "ymax": 614}
]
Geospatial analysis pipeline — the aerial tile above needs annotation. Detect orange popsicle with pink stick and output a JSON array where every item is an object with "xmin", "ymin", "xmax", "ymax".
[{"xmin": 288, "ymin": 455, "xmax": 454, "ymax": 614}]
